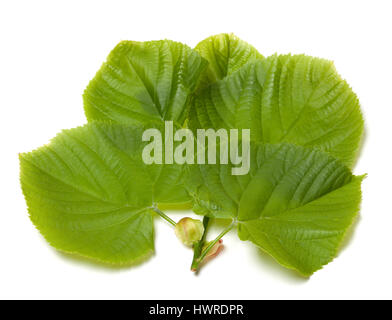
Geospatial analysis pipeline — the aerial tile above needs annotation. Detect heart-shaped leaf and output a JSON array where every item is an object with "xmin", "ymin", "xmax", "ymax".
[
  {"xmin": 84, "ymin": 40, "xmax": 207, "ymax": 126},
  {"xmin": 186, "ymin": 143, "xmax": 364, "ymax": 275},
  {"xmin": 191, "ymin": 55, "xmax": 364, "ymax": 167},
  {"xmin": 194, "ymin": 33, "xmax": 263, "ymax": 90},
  {"xmin": 19, "ymin": 122, "xmax": 189, "ymax": 264}
]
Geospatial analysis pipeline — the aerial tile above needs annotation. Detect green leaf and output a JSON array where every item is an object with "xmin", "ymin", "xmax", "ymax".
[
  {"xmin": 83, "ymin": 40, "xmax": 207, "ymax": 126},
  {"xmin": 186, "ymin": 143, "xmax": 364, "ymax": 275},
  {"xmin": 194, "ymin": 33, "xmax": 263, "ymax": 89},
  {"xmin": 190, "ymin": 55, "xmax": 364, "ymax": 167},
  {"xmin": 19, "ymin": 122, "xmax": 189, "ymax": 265}
]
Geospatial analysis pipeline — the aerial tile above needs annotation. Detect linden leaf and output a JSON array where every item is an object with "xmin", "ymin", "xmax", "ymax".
[
  {"xmin": 84, "ymin": 40, "xmax": 207, "ymax": 126},
  {"xmin": 194, "ymin": 33, "xmax": 263, "ymax": 89},
  {"xmin": 186, "ymin": 143, "xmax": 364, "ymax": 275},
  {"xmin": 191, "ymin": 54, "xmax": 364, "ymax": 167},
  {"xmin": 19, "ymin": 122, "xmax": 189, "ymax": 264}
]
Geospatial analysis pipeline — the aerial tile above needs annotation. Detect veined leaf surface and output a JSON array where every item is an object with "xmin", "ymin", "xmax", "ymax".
[
  {"xmin": 19, "ymin": 122, "xmax": 189, "ymax": 264},
  {"xmin": 84, "ymin": 40, "xmax": 207, "ymax": 126},
  {"xmin": 194, "ymin": 33, "xmax": 263, "ymax": 89},
  {"xmin": 186, "ymin": 143, "xmax": 364, "ymax": 275},
  {"xmin": 191, "ymin": 55, "xmax": 363, "ymax": 167}
]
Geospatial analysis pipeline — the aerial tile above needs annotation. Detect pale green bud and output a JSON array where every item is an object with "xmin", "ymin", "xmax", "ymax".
[{"xmin": 175, "ymin": 217, "xmax": 204, "ymax": 246}]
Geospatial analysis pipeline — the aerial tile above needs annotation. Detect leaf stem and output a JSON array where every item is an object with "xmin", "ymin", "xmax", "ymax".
[
  {"xmin": 191, "ymin": 220, "xmax": 235, "ymax": 272},
  {"xmin": 191, "ymin": 216, "xmax": 210, "ymax": 270},
  {"xmin": 151, "ymin": 207, "xmax": 176, "ymax": 227}
]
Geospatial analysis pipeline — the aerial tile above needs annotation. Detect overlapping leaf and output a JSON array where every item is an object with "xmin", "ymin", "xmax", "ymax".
[
  {"xmin": 19, "ymin": 122, "xmax": 189, "ymax": 264},
  {"xmin": 190, "ymin": 54, "xmax": 363, "ymax": 167},
  {"xmin": 84, "ymin": 40, "xmax": 207, "ymax": 126},
  {"xmin": 194, "ymin": 33, "xmax": 263, "ymax": 89},
  {"xmin": 186, "ymin": 142, "xmax": 364, "ymax": 275}
]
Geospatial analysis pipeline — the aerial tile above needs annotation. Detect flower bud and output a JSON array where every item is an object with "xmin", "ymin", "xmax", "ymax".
[{"xmin": 175, "ymin": 217, "xmax": 204, "ymax": 246}]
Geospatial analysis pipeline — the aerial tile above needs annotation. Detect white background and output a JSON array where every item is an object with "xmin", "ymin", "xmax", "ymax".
[{"xmin": 0, "ymin": 0, "xmax": 391, "ymax": 300}]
